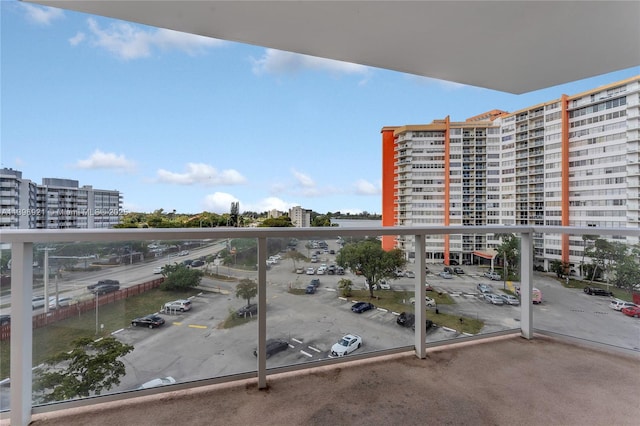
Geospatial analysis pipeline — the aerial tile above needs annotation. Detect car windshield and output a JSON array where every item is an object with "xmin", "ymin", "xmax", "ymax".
[{"xmin": 338, "ymin": 338, "xmax": 349, "ymax": 347}]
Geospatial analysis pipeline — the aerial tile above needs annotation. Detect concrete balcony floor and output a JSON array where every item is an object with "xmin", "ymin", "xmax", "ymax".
[{"xmin": 9, "ymin": 334, "xmax": 639, "ymax": 426}]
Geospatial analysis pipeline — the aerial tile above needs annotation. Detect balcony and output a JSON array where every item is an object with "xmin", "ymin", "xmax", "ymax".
[{"xmin": 1, "ymin": 225, "xmax": 639, "ymax": 425}]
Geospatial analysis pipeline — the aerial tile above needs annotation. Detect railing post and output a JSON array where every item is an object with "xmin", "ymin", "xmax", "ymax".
[
  {"xmin": 520, "ymin": 230, "xmax": 533, "ymax": 339},
  {"xmin": 10, "ymin": 242, "xmax": 33, "ymax": 426},
  {"xmin": 414, "ymin": 233, "xmax": 426, "ymax": 358},
  {"xmin": 256, "ymin": 237, "xmax": 267, "ymax": 389}
]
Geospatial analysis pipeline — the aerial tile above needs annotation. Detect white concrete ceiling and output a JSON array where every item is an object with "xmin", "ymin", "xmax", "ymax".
[{"xmin": 27, "ymin": 1, "xmax": 640, "ymax": 94}]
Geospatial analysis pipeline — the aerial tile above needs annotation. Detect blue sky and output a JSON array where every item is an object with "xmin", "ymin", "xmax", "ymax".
[{"xmin": 2, "ymin": 1, "xmax": 639, "ymax": 215}]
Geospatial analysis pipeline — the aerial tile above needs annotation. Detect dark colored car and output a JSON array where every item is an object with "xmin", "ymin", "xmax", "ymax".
[
  {"xmin": 253, "ymin": 339, "xmax": 289, "ymax": 358},
  {"xmin": 351, "ymin": 302, "xmax": 375, "ymax": 313},
  {"xmin": 396, "ymin": 312, "xmax": 415, "ymax": 327},
  {"xmin": 87, "ymin": 279, "xmax": 119, "ymax": 290},
  {"xmin": 190, "ymin": 260, "xmax": 205, "ymax": 267},
  {"xmin": 305, "ymin": 285, "xmax": 316, "ymax": 294},
  {"xmin": 92, "ymin": 283, "xmax": 120, "ymax": 295},
  {"xmin": 236, "ymin": 304, "xmax": 258, "ymax": 317},
  {"xmin": 0, "ymin": 315, "xmax": 10, "ymax": 326},
  {"xmin": 453, "ymin": 267, "xmax": 464, "ymax": 274},
  {"xmin": 309, "ymin": 278, "xmax": 320, "ymax": 289},
  {"xmin": 584, "ymin": 286, "xmax": 614, "ymax": 297},
  {"xmin": 131, "ymin": 314, "xmax": 165, "ymax": 328}
]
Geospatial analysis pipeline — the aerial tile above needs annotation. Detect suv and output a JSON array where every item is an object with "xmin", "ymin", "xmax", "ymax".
[
  {"xmin": 609, "ymin": 299, "xmax": 637, "ymax": 311},
  {"xmin": 164, "ymin": 299, "xmax": 192, "ymax": 312},
  {"xmin": 92, "ymin": 283, "xmax": 120, "ymax": 295},
  {"xmin": 584, "ymin": 286, "xmax": 613, "ymax": 297},
  {"xmin": 87, "ymin": 279, "xmax": 119, "ymax": 290}
]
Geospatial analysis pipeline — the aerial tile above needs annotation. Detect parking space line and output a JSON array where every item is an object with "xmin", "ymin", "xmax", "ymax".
[
  {"xmin": 307, "ymin": 345, "xmax": 321, "ymax": 353},
  {"xmin": 300, "ymin": 350, "xmax": 313, "ymax": 358},
  {"xmin": 188, "ymin": 324, "xmax": 208, "ymax": 329},
  {"xmin": 292, "ymin": 338, "xmax": 303, "ymax": 344}
]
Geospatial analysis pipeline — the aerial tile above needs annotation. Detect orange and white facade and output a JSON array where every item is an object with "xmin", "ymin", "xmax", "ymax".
[{"xmin": 382, "ymin": 76, "xmax": 640, "ymax": 270}]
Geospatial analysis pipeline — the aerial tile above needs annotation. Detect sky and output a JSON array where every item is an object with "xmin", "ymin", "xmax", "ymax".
[{"xmin": 2, "ymin": 1, "xmax": 639, "ymax": 216}]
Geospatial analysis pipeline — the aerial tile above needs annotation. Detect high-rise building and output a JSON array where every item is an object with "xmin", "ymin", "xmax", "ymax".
[
  {"xmin": 289, "ymin": 206, "xmax": 312, "ymax": 228},
  {"xmin": 381, "ymin": 76, "xmax": 640, "ymax": 271},
  {"xmin": 0, "ymin": 168, "xmax": 123, "ymax": 229}
]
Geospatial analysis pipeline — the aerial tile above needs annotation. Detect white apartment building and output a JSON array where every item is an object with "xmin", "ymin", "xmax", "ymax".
[
  {"xmin": 289, "ymin": 206, "xmax": 312, "ymax": 228},
  {"xmin": 0, "ymin": 169, "xmax": 123, "ymax": 229},
  {"xmin": 381, "ymin": 76, "xmax": 640, "ymax": 271}
]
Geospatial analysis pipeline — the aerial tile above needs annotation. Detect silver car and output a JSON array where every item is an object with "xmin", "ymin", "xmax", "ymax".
[
  {"xmin": 500, "ymin": 294, "xmax": 520, "ymax": 306},
  {"xmin": 484, "ymin": 293, "xmax": 504, "ymax": 305}
]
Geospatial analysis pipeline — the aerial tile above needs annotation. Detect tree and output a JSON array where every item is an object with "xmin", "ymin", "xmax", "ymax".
[
  {"xmin": 495, "ymin": 234, "xmax": 520, "ymax": 280},
  {"xmin": 284, "ymin": 250, "xmax": 307, "ymax": 270},
  {"xmin": 336, "ymin": 238, "xmax": 405, "ymax": 298},
  {"xmin": 259, "ymin": 216, "xmax": 293, "ymax": 227},
  {"xmin": 33, "ymin": 337, "xmax": 133, "ymax": 403},
  {"xmin": 160, "ymin": 263, "xmax": 203, "ymax": 291},
  {"xmin": 230, "ymin": 201, "xmax": 239, "ymax": 227},
  {"xmin": 337, "ymin": 278, "xmax": 353, "ymax": 297},
  {"xmin": 236, "ymin": 278, "xmax": 258, "ymax": 306}
]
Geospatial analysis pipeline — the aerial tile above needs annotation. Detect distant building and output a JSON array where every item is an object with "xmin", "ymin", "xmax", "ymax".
[
  {"xmin": 289, "ymin": 206, "xmax": 312, "ymax": 228},
  {"xmin": 267, "ymin": 209, "xmax": 283, "ymax": 219},
  {"xmin": 0, "ymin": 168, "xmax": 123, "ymax": 229},
  {"xmin": 381, "ymin": 76, "xmax": 640, "ymax": 271}
]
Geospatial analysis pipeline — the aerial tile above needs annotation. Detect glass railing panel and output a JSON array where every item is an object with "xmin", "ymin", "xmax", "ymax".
[{"xmin": 532, "ymin": 232, "xmax": 640, "ymax": 352}]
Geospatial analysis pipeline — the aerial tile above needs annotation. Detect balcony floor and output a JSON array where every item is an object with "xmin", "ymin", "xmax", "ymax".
[{"xmin": 8, "ymin": 334, "xmax": 640, "ymax": 426}]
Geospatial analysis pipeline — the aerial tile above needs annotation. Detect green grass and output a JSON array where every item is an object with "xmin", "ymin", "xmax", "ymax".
[
  {"xmin": 0, "ymin": 288, "xmax": 200, "ymax": 380},
  {"xmin": 558, "ymin": 277, "xmax": 634, "ymax": 302}
]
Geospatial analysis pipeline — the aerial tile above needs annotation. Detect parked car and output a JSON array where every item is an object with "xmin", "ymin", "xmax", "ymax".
[
  {"xmin": 163, "ymin": 299, "xmax": 192, "ymax": 312},
  {"xmin": 378, "ymin": 280, "xmax": 391, "ymax": 290},
  {"xmin": 153, "ymin": 266, "xmax": 163, "ymax": 274},
  {"xmin": 396, "ymin": 312, "xmax": 415, "ymax": 327},
  {"xmin": 253, "ymin": 339, "xmax": 289, "ymax": 358},
  {"xmin": 306, "ymin": 267, "xmax": 315, "ymax": 275},
  {"xmin": 621, "ymin": 306, "xmax": 640, "ymax": 318},
  {"xmin": 236, "ymin": 304, "xmax": 258, "ymax": 317},
  {"xmin": 477, "ymin": 283, "xmax": 493, "ymax": 294},
  {"xmin": 309, "ymin": 278, "xmax": 320, "ymax": 289},
  {"xmin": 0, "ymin": 315, "xmax": 10, "ymax": 326},
  {"xmin": 453, "ymin": 267, "xmax": 464, "ymax": 274},
  {"xmin": 483, "ymin": 270, "xmax": 497, "ymax": 279},
  {"xmin": 484, "ymin": 293, "xmax": 504, "ymax": 305},
  {"xmin": 439, "ymin": 271, "xmax": 453, "ymax": 279},
  {"xmin": 92, "ymin": 283, "xmax": 120, "ymax": 295},
  {"xmin": 87, "ymin": 279, "xmax": 119, "ymax": 290},
  {"xmin": 405, "ymin": 271, "xmax": 416, "ymax": 278},
  {"xmin": 190, "ymin": 260, "xmax": 205, "ymax": 267},
  {"xmin": 138, "ymin": 376, "xmax": 176, "ymax": 389},
  {"xmin": 486, "ymin": 272, "xmax": 501, "ymax": 281},
  {"xmin": 425, "ymin": 283, "xmax": 434, "ymax": 292},
  {"xmin": 330, "ymin": 334, "xmax": 362, "ymax": 357},
  {"xmin": 409, "ymin": 296, "xmax": 436, "ymax": 307},
  {"xmin": 609, "ymin": 299, "xmax": 637, "ymax": 311},
  {"xmin": 351, "ymin": 302, "xmax": 375, "ymax": 313},
  {"xmin": 305, "ymin": 285, "xmax": 316, "ymax": 294},
  {"xmin": 443, "ymin": 266, "xmax": 454, "ymax": 274},
  {"xmin": 296, "ymin": 267, "xmax": 304, "ymax": 274},
  {"xmin": 499, "ymin": 294, "xmax": 520, "ymax": 306},
  {"xmin": 336, "ymin": 267, "xmax": 345, "ymax": 275},
  {"xmin": 584, "ymin": 286, "xmax": 614, "ymax": 297},
  {"xmin": 131, "ymin": 314, "xmax": 165, "ymax": 328}
]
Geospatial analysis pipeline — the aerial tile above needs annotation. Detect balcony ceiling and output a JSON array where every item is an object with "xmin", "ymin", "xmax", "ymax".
[{"xmin": 27, "ymin": 1, "xmax": 640, "ymax": 94}]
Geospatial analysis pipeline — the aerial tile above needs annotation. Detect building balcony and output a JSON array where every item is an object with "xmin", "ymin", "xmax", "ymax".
[{"xmin": 1, "ymin": 225, "xmax": 639, "ymax": 425}]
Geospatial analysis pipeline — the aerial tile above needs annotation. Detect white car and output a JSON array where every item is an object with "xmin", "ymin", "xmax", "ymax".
[
  {"xmin": 306, "ymin": 267, "xmax": 315, "ymax": 275},
  {"xmin": 153, "ymin": 266, "xmax": 163, "ymax": 274},
  {"xmin": 138, "ymin": 376, "xmax": 176, "ymax": 389},
  {"xmin": 609, "ymin": 299, "xmax": 637, "ymax": 311},
  {"xmin": 331, "ymin": 334, "xmax": 362, "ymax": 357},
  {"xmin": 409, "ymin": 296, "xmax": 436, "ymax": 307},
  {"xmin": 378, "ymin": 280, "xmax": 391, "ymax": 290},
  {"xmin": 49, "ymin": 296, "xmax": 73, "ymax": 309}
]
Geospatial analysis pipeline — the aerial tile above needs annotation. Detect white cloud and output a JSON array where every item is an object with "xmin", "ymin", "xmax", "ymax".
[
  {"xmin": 353, "ymin": 179, "xmax": 380, "ymax": 195},
  {"xmin": 21, "ymin": 4, "xmax": 64, "ymax": 26},
  {"xmin": 77, "ymin": 18, "xmax": 225, "ymax": 60},
  {"xmin": 68, "ymin": 32, "xmax": 86, "ymax": 46},
  {"xmin": 252, "ymin": 49, "xmax": 371, "ymax": 83},
  {"xmin": 202, "ymin": 192, "xmax": 240, "ymax": 214},
  {"xmin": 156, "ymin": 163, "xmax": 247, "ymax": 186},
  {"xmin": 291, "ymin": 169, "xmax": 315, "ymax": 188},
  {"xmin": 75, "ymin": 150, "xmax": 135, "ymax": 171},
  {"xmin": 243, "ymin": 197, "xmax": 298, "ymax": 213}
]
